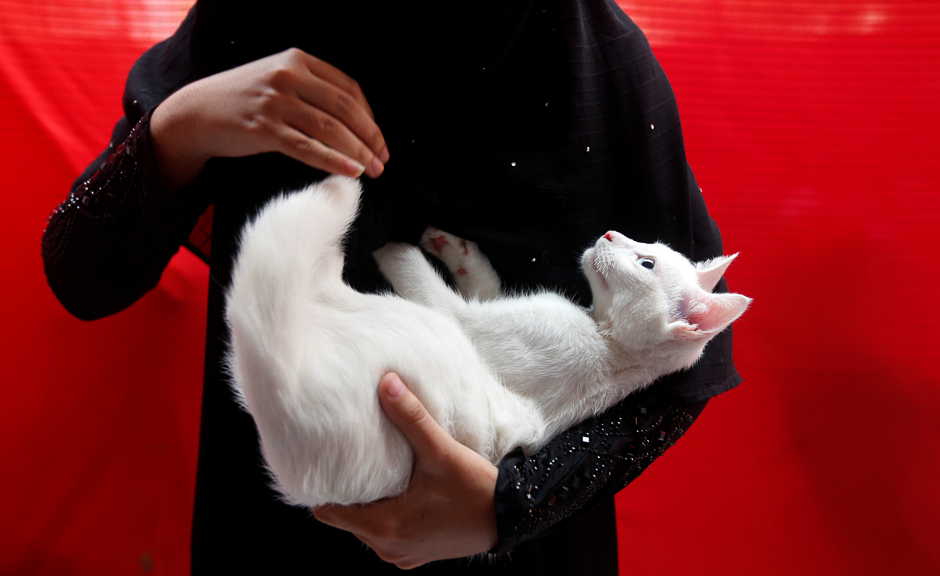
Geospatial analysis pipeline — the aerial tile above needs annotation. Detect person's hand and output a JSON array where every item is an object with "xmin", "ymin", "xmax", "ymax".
[
  {"xmin": 312, "ymin": 373, "xmax": 499, "ymax": 569},
  {"xmin": 150, "ymin": 48, "xmax": 389, "ymax": 191}
]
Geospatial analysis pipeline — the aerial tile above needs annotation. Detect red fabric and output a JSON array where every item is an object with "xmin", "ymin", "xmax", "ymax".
[
  {"xmin": 0, "ymin": 2, "xmax": 203, "ymax": 574},
  {"xmin": 614, "ymin": 2, "xmax": 940, "ymax": 574},
  {"xmin": 1, "ymin": 1, "xmax": 937, "ymax": 575}
]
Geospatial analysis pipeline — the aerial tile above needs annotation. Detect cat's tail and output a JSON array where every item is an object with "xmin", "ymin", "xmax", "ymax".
[{"xmin": 225, "ymin": 176, "xmax": 361, "ymax": 404}]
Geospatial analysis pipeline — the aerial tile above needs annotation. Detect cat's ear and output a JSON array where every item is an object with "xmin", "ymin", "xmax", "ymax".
[
  {"xmin": 695, "ymin": 254, "xmax": 739, "ymax": 292},
  {"xmin": 672, "ymin": 291, "xmax": 751, "ymax": 340}
]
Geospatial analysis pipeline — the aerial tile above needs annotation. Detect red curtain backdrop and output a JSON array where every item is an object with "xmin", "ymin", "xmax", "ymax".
[{"xmin": 1, "ymin": 1, "xmax": 938, "ymax": 575}]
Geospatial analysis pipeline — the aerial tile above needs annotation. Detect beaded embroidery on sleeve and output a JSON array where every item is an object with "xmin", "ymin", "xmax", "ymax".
[
  {"xmin": 492, "ymin": 392, "xmax": 704, "ymax": 552},
  {"xmin": 42, "ymin": 111, "xmax": 208, "ymax": 319},
  {"xmin": 44, "ymin": 112, "xmax": 168, "ymax": 257}
]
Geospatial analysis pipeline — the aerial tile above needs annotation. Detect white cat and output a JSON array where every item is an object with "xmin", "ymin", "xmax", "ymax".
[{"xmin": 225, "ymin": 176, "xmax": 750, "ymax": 508}]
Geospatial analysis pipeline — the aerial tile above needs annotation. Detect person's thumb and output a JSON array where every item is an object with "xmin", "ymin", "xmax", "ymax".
[{"xmin": 378, "ymin": 373, "xmax": 452, "ymax": 461}]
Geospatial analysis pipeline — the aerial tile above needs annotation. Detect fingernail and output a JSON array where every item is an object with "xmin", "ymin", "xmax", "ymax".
[
  {"xmin": 385, "ymin": 374, "xmax": 405, "ymax": 398},
  {"xmin": 345, "ymin": 159, "xmax": 365, "ymax": 177},
  {"xmin": 371, "ymin": 156, "xmax": 384, "ymax": 176},
  {"xmin": 378, "ymin": 146, "xmax": 390, "ymax": 164}
]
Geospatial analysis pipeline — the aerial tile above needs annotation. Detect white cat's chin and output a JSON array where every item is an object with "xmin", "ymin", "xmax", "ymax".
[
  {"xmin": 589, "ymin": 254, "xmax": 609, "ymax": 291},
  {"xmin": 581, "ymin": 248, "xmax": 614, "ymax": 321}
]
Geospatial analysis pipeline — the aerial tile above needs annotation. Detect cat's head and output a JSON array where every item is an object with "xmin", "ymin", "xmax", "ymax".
[{"xmin": 581, "ymin": 231, "xmax": 751, "ymax": 371}]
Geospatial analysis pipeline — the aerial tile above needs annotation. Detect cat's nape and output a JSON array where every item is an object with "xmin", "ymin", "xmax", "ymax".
[{"xmin": 225, "ymin": 176, "xmax": 750, "ymax": 508}]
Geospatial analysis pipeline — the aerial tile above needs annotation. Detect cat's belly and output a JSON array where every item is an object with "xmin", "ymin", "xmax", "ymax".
[
  {"xmin": 232, "ymin": 289, "xmax": 538, "ymax": 507},
  {"xmin": 298, "ymin": 291, "xmax": 502, "ymax": 449}
]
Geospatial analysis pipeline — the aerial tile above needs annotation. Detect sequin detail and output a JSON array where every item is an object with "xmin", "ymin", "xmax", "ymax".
[
  {"xmin": 43, "ymin": 117, "xmax": 151, "ymax": 265},
  {"xmin": 43, "ymin": 108, "xmax": 214, "ymax": 273},
  {"xmin": 496, "ymin": 393, "xmax": 700, "ymax": 551},
  {"xmin": 42, "ymin": 110, "xmax": 211, "ymax": 319}
]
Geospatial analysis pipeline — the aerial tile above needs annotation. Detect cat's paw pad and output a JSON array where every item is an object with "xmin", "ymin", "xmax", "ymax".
[
  {"xmin": 430, "ymin": 234, "xmax": 452, "ymax": 253},
  {"xmin": 421, "ymin": 228, "xmax": 458, "ymax": 255},
  {"xmin": 420, "ymin": 228, "xmax": 501, "ymax": 299},
  {"xmin": 420, "ymin": 227, "xmax": 472, "ymax": 267}
]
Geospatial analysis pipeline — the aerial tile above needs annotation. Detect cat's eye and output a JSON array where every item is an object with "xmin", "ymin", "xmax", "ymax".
[{"xmin": 638, "ymin": 257, "xmax": 655, "ymax": 270}]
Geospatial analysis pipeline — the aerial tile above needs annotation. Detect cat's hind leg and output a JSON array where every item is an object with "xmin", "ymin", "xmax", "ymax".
[{"xmin": 419, "ymin": 228, "xmax": 501, "ymax": 301}]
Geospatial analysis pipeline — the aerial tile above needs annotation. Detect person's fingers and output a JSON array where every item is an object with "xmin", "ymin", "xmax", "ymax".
[
  {"xmin": 313, "ymin": 505, "xmax": 418, "ymax": 569},
  {"xmin": 292, "ymin": 50, "xmax": 389, "ymax": 161},
  {"xmin": 313, "ymin": 499, "xmax": 408, "ymax": 548},
  {"xmin": 314, "ymin": 500, "xmax": 385, "ymax": 529},
  {"xmin": 260, "ymin": 49, "xmax": 386, "ymax": 176},
  {"xmin": 377, "ymin": 373, "xmax": 453, "ymax": 461},
  {"xmin": 294, "ymin": 49, "xmax": 375, "ymax": 118},
  {"xmin": 269, "ymin": 124, "xmax": 366, "ymax": 177},
  {"xmin": 293, "ymin": 75, "xmax": 388, "ymax": 163},
  {"xmin": 282, "ymin": 96, "xmax": 383, "ymax": 177}
]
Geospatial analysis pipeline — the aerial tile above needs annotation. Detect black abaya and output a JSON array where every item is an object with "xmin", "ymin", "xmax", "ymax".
[{"xmin": 42, "ymin": 1, "xmax": 740, "ymax": 573}]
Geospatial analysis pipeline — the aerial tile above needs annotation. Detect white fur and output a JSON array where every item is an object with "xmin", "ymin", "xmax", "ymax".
[{"xmin": 225, "ymin": 176, "xmax": 750, "ymax": 507}]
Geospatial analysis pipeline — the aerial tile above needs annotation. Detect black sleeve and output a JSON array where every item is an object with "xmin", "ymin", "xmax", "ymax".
[
  {"xmin": 41, "ymin": 7, "xmax": 208, "ymax": 320},
  {"xmin": 492, "ymin": 385, "xmax": 709, "ymax": 552}
]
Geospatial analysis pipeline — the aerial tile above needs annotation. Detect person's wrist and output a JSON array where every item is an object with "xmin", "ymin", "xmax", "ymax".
[
  {"xmin": 150, "ymin": 91, "xmax": 210, "ymax": 192},
  {"xmin": 473, "ymin": 457, "xmax": 500, "ymax": 552}
]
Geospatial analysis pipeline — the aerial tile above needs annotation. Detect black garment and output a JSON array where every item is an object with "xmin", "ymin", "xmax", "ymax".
[{"xmin": 42, "ymin": 1, "xmax": 740, "ymax": 573}]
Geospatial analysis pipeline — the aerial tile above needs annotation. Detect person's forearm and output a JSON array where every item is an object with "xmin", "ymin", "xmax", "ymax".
[
  {"xmin": 493, "ymin": 387, "xmax": 709, "ymax": 552},
  {"xmin": 42, "ymin": 112, "xmax": 208, "ymax": 320}
]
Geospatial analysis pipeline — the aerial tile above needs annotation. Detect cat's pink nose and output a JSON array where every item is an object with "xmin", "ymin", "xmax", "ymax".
[{"xmin": 604, "ymin": 231, "xmax": 615, "ymax": 241}]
